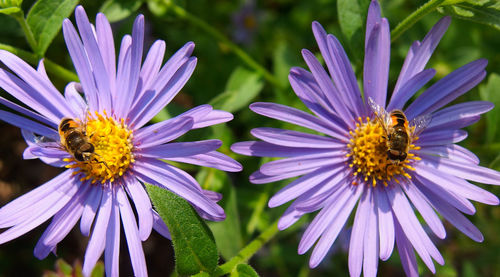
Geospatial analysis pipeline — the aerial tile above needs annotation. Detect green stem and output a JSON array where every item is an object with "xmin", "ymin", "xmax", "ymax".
[
  {"xmin": 12, "ymin": 11, "xmax": 38, "ymax": 54},
  {"xmin": 391, "ymin": 0, "xmax": 445, "ymax": 42},
  {"xmin": 214, "ymin": 219, "xmax": 280, "ymax": 276},
  {"xmin": 165, "ymin": 2, "xmax": 285, "ymax": 90},
  {"xmin": 0, "ymin": 43, "xmax": 79, "ymax": 82}
]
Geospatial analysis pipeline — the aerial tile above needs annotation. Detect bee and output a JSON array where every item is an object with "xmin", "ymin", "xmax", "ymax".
[
  {"xmin": 368, "ymin": 97, "xmax": 431, "ymax": 165},
  {"xmin": 58, "ymin": 117, "xmax": 97, "ymax": 162}
]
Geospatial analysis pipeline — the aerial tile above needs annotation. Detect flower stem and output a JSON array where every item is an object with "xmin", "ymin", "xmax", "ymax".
[
  {"xmin": 214, "ymin": 219, "xmax": 280, "ymax": 276},
  {"xmin": 0, "ymin": 43, "xmax": 79, "ymax": 82},
  {"xmin": 166, "ymin": 2, "xmax": 285, "ymax": 90},
  {"xmin": 391, "ymin": 0, "xmax": 446, "ymax": 42},
  {"xmin": 11, "ymin": 11, "xmax": 38, "ymax": 54}
]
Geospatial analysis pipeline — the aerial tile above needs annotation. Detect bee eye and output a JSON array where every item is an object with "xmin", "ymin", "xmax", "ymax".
[{"xmin": 74, "ymin": 152, "xmax": 84, "ymax": 161}]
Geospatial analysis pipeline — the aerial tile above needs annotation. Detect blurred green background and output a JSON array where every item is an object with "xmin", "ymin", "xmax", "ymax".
[{"xmin": 0, "ymin": 0, "xmax": 499, "ymax": 276}]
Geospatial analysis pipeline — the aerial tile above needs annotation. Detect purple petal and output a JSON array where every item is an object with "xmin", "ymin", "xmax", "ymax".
[
  {"xmin": 105, "ymin": 194, "xmax": 120, "ymax": 277},
  {"xmin": 394, "ymin": 221, "xmax": 419, "ymax": 277},
  {"xmin": 414, "ymin": 162, "xmax": 499, "ymax": 205},
  {"xmin": 419, "ymin": 154, "xmax": 500, "ymax": 185},
  {"xmin": 33, "ymin": 184, "xmax": 90, "ymax": 259},
  {"xmin": 363, "ymin": 189, "xmax": 379, "ymax": 277},
  {"xmin": 168, "ymin": 151, "xmax": 242, "ymax": 172},
  {"xmin": 249, "ymin": 167, "xmax": 317, "ymax": 184},
  {"xmin": 363, "ymin": 19, "xmax": 390, "ymax": 107},
  {"xmin": 250, "ymin": 102, "xmax": 345, "ymax": 138},
  {"xmin": 82, "ymin": 187, "xmax": 112, "ymax": 277},
  {"xmin": 305, "ymin": 185, "xmax": 363, "ymax": 266},
  {"xmin": 421, "ymin": 187, "xmax": 484, "ymax": 242},
  {"xmin": 414, "ymin": 174, "xmax": 475, "ymax": 215},
  {"xmin": 426, "ymin": 101, "xmax": 494, "ymax": 131},
  {"xmin": 0, "ymin": 110, "xmax": 58, "ymax": 137},
  {"xmin": 152, "ymin": 210, "xmax": 171, "ymax": 239},
  {"xmin": 0, "ymin": 170, "xmax": 73, "ymax": 228},
  {"xmin": 133, "ymin": 161, "xmax": 225, "ymax": 220},
  {"xmin": 117, "ymin": 187, "xmax": 148, "ymax": 277},
  {"xmin": 394, "ymin": 17, "xmax": 451, "ymax": 94},
  {"xmin": 302, "ymin": 49, "xmax": 355, "ymax": 126},
  {"xmin": 139, "ymin": 140, "xmax": 222, "ymax": 159},
  {"xmin": 0, "ymin": 96, "xmax": 56, "ymax": 128},
  {"xmin": 419, "ymin": 144, "xmax": 479, "ymax": 165},
  {"xmin": 134, "ymin": 116, "xmax": 194, "ymax": 148},
  {"xmin": 386, "ymin": 185, "xmax": 443, "ymax": 272},
  {"xmin": 251, "ymin": 127, "xmax": 345, "ymax": 148},
  {"xmin": 63, "ymin": 19, "xmax": 100, "ymax": 112},
  {"xmin": 416, "ymin": 129, "xmax": 467, "ymax": 146},
  {"xmin": 0, "ymin": 178, "xmax": 79, "ymax": 245},
  {"xmin": 386, "ymin": 69, "xmax": 436, "ymax": 111},
  {"xmin": 268, "ymin": 165, "xmax": 344, "ymax": 208},
  {"xmin": 80, "ymin": 185, "xmax": 103, "ymax": 236},
  {"xmin": 365, "ymin": 0, "xmax": 382, "ymax": 49},
  {"xmin": 125, "ymin": 178, "xmax": 153, "ymax": 241},
  {"xmin": 0, "ymin": 51, "xmax": 72, "ymax": 117},
  {"xmin": 374, "ymin": 187, "xmax": 394, "ymax": 261},
  {"xmin": 64, "ymin": 82, "xmax": 88, "ymax": 119},
  {"xmin": 75, "ymin": 6, "xmax": 112, "ymax": 113},
  {"xmin": 402, "ymin": 181, "xmax": 446, "ymax": 238},
  {"xmin": 312, "ymin": 22, "xmax": 363, "ymax": 116},
  {"xmin": 260, "ymin": 152, "xmax": 345, "ymax": 176},
  {"xmin": 96, "ymin": 13, "xmax": 116, "ymax": 96},
  {"xmin": 289, "ymin": 67, "xmax": 349, "ymax": 132},
  {"xmin": 308, "ymin": 183, "xmax": 363, "ymax": 267},
  {"xmin": 192, "ymin": 109, "xmax": 233, "ymax": 128},
  {"xmin": 115, "ymin": 15, "xmax": 144, "ymax": 118},
  {"xmin": 0, "ymin": 68, "xmax": 64, "ymax": 123},
  {"xmin": 129, "ymin": 42, "xmax": 196, "ymax": 127},
  {"xmin": 133, "ymin": 40, "xmax": 166, "ymax": 105},
  {"xmin": 348, "ymin": 187, "xmax": 372, "ymax": 277},
  {"xmin": 231, "ymin": 141, "xmax": 337, "ymax": 157},
  {"xmin": 405, "ymin": 59, "xmax": 487, "ymax": 120}
]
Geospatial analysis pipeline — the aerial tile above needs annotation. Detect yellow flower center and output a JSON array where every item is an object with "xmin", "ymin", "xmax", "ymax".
[
  {"xmin": 346, "ymin": 117, "xmax": 420, "ymax": 187},
  {"xmin": 64, "ymin": 112, "xmax": 135, "ymax": 184}
]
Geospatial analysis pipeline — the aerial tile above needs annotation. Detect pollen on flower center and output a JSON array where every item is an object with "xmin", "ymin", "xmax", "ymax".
[
  {"xmin": 346, "ymin": 117, "xmax": 420, "ymax": 187},
  {"xmin": 64, "ymin": 111, "xmax": 135, "ymax": 184}
]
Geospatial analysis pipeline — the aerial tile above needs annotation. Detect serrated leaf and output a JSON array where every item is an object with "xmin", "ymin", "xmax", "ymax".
[
  {"xmin": 337, "ymin": 0, "xmax": 371, "ymax": 62},
  {"xmin": 100, "ymin": 0, "xmax": 143, "ymax": 23},
  {"xmin": 438, "ymin": 1, "xmax": 500, "ymax": 30},
  {"xmin": 26, "ymin": 0, "xmax": 79, "ymax": 56},
  {"xmin": 479, "ymin": 73, "xmax": 500, "ymax": 143},
  {"xmin": 146, "ymin": 184, "xmax": 219, "ymax": 276},
  {"xmin": 209, "ymin": 67, "xmax": 264, "ymax": 113},
  {"xmin": 0, "ymin": 7, "xmax": 20, "ymax": 14},
  {"xmin": 230, "ymin": 264, "xmax": 260, "ymax": 277}
]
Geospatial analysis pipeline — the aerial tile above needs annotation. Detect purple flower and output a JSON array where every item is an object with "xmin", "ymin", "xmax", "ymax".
[
  {"xmin": 232, "ymin": 1, "xmax": 500, "ymax": 276},
  {"xmin": 0, "ymin": 6, "xmax": 241, "ymax": 277}
]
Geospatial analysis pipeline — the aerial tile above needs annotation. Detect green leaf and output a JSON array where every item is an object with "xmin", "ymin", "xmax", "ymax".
[
  {"xmin": 337, "ymin": 0, "xmax": 371, "ymax": 62},
  {"xmin": 146, "ymin": 184, "xmax": 219, "ymax": 276},
  {"xmin": 230, "ymin": 264, "xmax": 260, "ymax": 277},
  {"xmin": 209, "ymin": 67, "xmax": 264, "ymax": 113},
  {"xmin": 0, "ymin": 7, "xmax": 20, "ymax": 14},
  {"xmin": 56, "ymin": 259, "xmax": 73, "ymax": 275},
  {"xmin": 438, "ymin": 1, "xmax": 500, "ymax": 30},
  {"xmin": 479, "ymin": 73, "xmax": 500, "ymax": 144},
  {"xmin": 26, "ymin": 0, "xmax": 79, "ymax": 56},
  {"xmin": 100, "ymin": 0, "xmax": 143, "ymax": 23},
  {"xmin": 207, "ymin": 181, "xmax": 243, "ymax": 260}
]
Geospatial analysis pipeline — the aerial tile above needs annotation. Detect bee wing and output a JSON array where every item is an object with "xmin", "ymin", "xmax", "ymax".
[
  {"xmin": 367, "ymin": 96, "xmax": 391, "ymax": 132},
  {"xmin": 410, "ymin": 113, "xmax": 432, "ymax": 136}
]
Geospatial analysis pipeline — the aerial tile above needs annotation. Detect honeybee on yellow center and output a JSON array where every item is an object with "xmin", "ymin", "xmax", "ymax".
[
  {"xmin": 368, "ymin": 97, "xmax": 431, "ymax": 165},
  {"xmin": 58, "ymin": 117, "xmax": 97, "ymax": 162}
]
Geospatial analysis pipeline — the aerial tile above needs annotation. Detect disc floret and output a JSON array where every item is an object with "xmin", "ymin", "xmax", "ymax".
[
  {"xmin": 346, "ymin": 117, "xmax": 420, "ymax": 187},
  {"xmin": 65, "ymin": 112, "xmax": 135, "ymax": 184}
]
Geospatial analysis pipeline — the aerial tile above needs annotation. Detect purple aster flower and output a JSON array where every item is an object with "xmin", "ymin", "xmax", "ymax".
[
  {"xmin": 232, "ymin": 1, "xmax": 500, "ymax": 276},
  {"xmin": 0, "ymin": 5, "xmax": 241, "ymax": 277}
]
